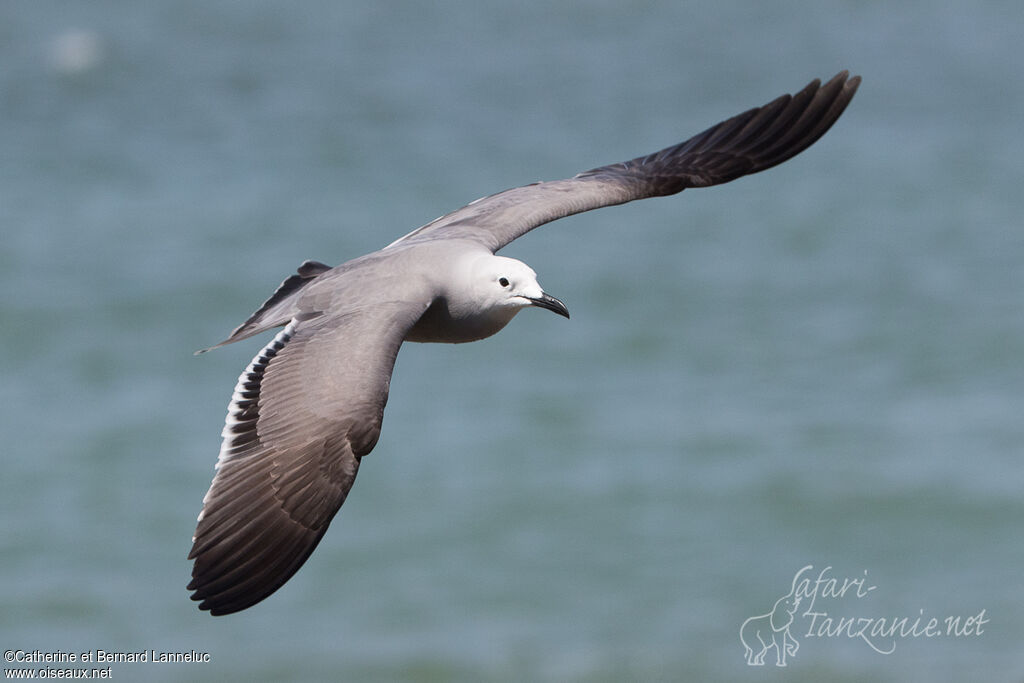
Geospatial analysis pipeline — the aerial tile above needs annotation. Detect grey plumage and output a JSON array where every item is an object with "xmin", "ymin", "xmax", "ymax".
[{"xmin": 189, "ymin": 72, "xmax": 860, "ymax": 615}]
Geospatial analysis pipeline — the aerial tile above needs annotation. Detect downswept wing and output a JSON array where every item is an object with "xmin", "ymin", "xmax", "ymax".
[
  {"xmin": 389, "ymin": 71, "xmax": 859, "ymax": 254},
  {"xmin": 188, "ymin": 298, "xmax": 428, "ymax": 615}
]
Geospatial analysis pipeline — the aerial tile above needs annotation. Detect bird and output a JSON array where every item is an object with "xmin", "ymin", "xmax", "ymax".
[{"xmin": 188, "ymin": 71, "xmax": 860, "ymax": 615}]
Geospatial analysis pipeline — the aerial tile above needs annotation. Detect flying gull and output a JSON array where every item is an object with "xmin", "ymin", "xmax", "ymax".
[{"xmin": 189, "ymin": 71, "xmax": 860, "ymax": 615}]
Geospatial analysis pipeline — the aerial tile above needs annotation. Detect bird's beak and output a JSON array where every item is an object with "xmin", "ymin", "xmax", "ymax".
[{"xmin": 526, "ymin": 292, "xmax": 570, "ymax": 319}]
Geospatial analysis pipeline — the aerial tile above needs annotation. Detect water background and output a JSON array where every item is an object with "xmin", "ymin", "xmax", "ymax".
[{"xmin": 2, "ymin": 1, "xmax": 1022, "ymax": 680}]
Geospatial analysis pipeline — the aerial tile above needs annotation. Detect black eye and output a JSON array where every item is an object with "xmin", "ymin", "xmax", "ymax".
[{"xmin": 498, "ymin": 277, "xmax": 509, "ymax": 287}]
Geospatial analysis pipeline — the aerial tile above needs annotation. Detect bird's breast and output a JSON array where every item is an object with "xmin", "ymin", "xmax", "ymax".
[{"xmin": 404, "ymin": 296, "xmax": 518, "ymax": 344}]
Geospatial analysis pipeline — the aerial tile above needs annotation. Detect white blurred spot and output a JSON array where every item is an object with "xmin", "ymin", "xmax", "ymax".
[{"xmin": 48, "ymin": 29, "xmax": 104, "ymax": 75}]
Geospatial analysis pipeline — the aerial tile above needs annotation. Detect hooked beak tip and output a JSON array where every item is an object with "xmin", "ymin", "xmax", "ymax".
[{"xmin": 527, "ymin": 292, "xmax": 570, "ymax": 319}]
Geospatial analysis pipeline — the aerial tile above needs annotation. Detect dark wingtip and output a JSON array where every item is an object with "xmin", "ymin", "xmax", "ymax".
[{"xmin": 829, "ymin": 70, "xmax": 861, "ymax": 101}]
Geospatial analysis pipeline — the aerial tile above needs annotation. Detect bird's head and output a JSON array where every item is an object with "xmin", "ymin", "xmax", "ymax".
[{"xmin": 473, "ymin": 255, "xmax": 569, "ymax": 319}]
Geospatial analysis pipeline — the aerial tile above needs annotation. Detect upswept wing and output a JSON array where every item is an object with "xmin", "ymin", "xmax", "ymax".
[{"xmin": 389, "ymin": 71, "xmax": 859, "ymax": 254}]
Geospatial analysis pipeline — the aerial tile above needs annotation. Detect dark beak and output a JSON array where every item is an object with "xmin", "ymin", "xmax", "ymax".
[{"xmin": 526, "ymin": 292, "xmax": 570, "ymax": 319}]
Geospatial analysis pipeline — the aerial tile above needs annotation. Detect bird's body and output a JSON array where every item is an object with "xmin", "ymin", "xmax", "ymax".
[{"xmin": 189, "ymin": 72, "xmax": 861, "ymax": 615}]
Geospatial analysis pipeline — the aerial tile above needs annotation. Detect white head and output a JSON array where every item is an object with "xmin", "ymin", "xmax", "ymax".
[{"xmin": 467, "ymin": 255, "xmax": 570, "ymax": 320}]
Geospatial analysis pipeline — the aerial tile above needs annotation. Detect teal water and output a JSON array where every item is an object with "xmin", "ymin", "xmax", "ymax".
[{"xmin": 2, "ymin": 1, "xmax": 1022, "ymax": 680}]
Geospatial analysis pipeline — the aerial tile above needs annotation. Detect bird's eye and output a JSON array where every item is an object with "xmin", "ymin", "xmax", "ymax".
[{"xmin": 498, "ymin": 277, "xmax": 510, "ymax": 287}]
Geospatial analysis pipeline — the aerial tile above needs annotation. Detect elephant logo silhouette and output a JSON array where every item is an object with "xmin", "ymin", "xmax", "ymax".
[{"xmin": 740, "ymin": 585, "xmax": 802, "ymax": 666}]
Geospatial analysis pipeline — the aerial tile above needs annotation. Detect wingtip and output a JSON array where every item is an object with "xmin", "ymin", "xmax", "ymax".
[{"xmin": 832, "ymin": 70, "xmax": 861, "ymax": 93}]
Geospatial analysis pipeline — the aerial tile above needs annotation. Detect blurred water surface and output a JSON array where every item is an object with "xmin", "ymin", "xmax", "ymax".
[{"xmin": 2, "ymin": 1, "xmax": 1022, "ymax": 680}]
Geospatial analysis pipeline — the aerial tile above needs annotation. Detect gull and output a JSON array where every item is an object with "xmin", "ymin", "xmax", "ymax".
[{"xmin": 188, "ymin": 71, "xmax": 860, "ymax": 615}]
